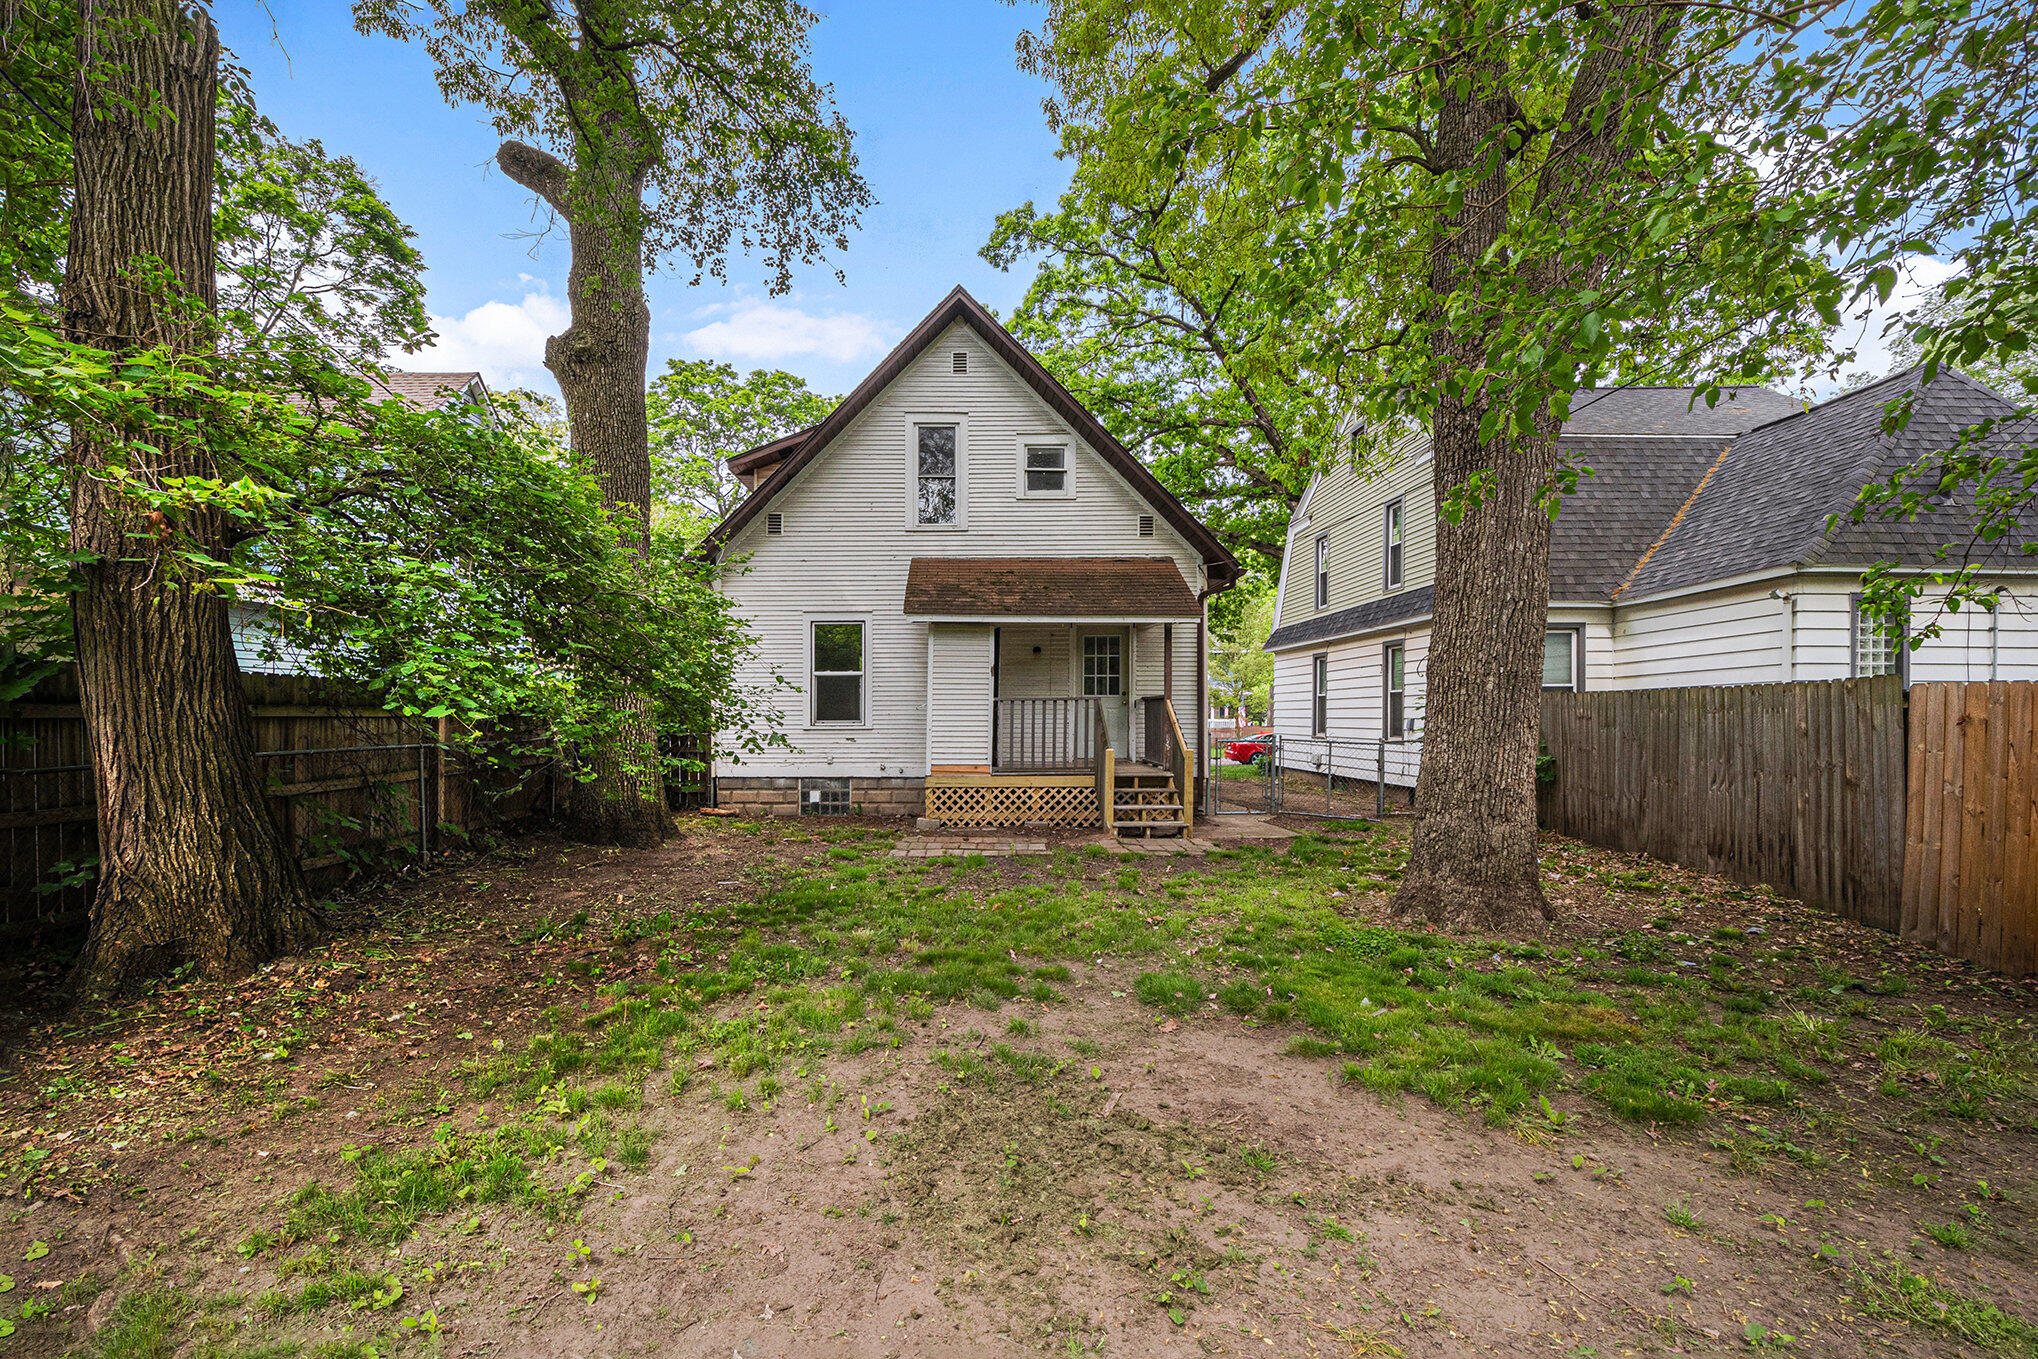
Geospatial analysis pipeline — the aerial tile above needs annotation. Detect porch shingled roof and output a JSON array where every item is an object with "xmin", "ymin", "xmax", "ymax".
[{"xmin": 902, "ymin": 557, "xmax": 1199, "ymax": 619}]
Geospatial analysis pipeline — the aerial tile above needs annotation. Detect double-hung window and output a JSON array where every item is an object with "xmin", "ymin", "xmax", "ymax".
[
  {"xmin": 1022, "ymin": 444, "xmax": 1068, "ymax": 496},
  {"xmin": 1541, "ymin": 629, "xmax": 1581, "ymax": 691},
  {"xmin": 915, "ymin": 423, "xmax": 958, "ymax": 525},
  {"xmin": 1851, "ymin": 595, "xmax": 1906, "ymax": 678},
  {"xmin": 1382, "ymin": 499, "xmax": 1404, "ymax": 591},
  {"xmin": 811, "ymin": 621, "xmax": 865, "ymax": 724},
  {"xmin": 1314, "ymin": 534, "xmax": 1330, "ymax": 609},
  {"xmin": 1311, "ymin": 654, "xmax": 1329, "ymax": 736},
  {"xmin": 1383, "ymin": 642, "xmax": 1406, "ymax": 738}
]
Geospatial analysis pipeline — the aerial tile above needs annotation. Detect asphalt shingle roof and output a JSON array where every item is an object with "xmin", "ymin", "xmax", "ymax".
[
  {"xmin": 902, "ymin": 557, "xmax": 1200, "ymax": 618},
  {"xmin": 1620, "ymin": 368, "xmax": 2026, "ymax": 599},
  {"xmin": 1561, "ymin": 385, "xmax": 1804, "ymax": 436},
  {"xmin": 1265, "ymin": 586, "xmax": 1433, "ymax": 651},
  {"xmin": 369, "ymin": 371, "xmax": 483, "ymax": 411}
]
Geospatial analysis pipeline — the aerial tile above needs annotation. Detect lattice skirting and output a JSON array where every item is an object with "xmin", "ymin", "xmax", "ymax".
[{"xmin": 925, "ymin": 783, "xmax": 1100, "ymax": 828}]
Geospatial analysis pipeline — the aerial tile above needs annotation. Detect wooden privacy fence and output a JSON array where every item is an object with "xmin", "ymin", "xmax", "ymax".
[
  {"xmin": 1538, "ymin": 677, "xmax": 1908, "ymax": 934},
  {"xmin": 1902, "ymin": 682, "xmax": 2038, "ymax": 976},
  {"xmin": 1539, "ymin": 676, "xmax": 2038, "ymax": 976},
  {"xmin": 1, "ymin": 668, "xmax": 554, "ymax": 931}
]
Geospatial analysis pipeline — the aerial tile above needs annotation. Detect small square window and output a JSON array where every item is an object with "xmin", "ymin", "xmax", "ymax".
[
  {"xmin": 1542, "ymin": 629, "xmax": 1579, "ymax": 691},
  {"xmin": 801, "ymin": 777, "xmax": 851, "ymax": 816},
  {"xmin": 1023, "ymin": 445, "xmax": 1067, "ymax": 495}
]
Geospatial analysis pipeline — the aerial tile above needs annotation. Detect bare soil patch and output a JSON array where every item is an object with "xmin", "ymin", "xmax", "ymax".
[{"xmin": 1, "ymin": 815, "xmax": 2034, "ymax": 1358}]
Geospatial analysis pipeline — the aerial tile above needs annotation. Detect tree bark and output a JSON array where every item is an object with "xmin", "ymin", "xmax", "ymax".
[
  {"xmin": 62, "ymin": 0, "xmax": 321, "ymax": 994},
  {"xmin": 499, "ymin": 135, "xmax": 672, "ymax": 849},
  {"xmin": 1394, "ymin": 6, "xmax": 1679, "ymax": 932},
  {"xmin": 1392, "ymin": 42, "xmax": 1557, "ymax": 932}
]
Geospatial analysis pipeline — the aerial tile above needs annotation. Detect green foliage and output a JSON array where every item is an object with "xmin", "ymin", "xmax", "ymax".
[
  {"xmin": 351, "ymin": 0, "xmax": 868, "ymax": 292},
  {"xmin": 647, "ymin": 358, "xmax": 834, "ymax": 539},
  {"xmin": 1209, "ymin": 581, "xmax": 1274, "ymax": 722}
]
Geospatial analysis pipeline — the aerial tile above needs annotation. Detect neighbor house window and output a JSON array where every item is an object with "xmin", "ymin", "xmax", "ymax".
[
  {"xmin": 915, "ymin": 423, "xmax": 958, "ymax": 525},
  {"xmin": 1081, "ymin": 634, "xmax": 1122, "ymax": 696},
  {"xmin": 1314, "ymin": 534, "xmax": 1329, "ymax": 609},
  {"xmin": 1382, "ymin": 499, "xmax": 1404, "ymax": 591},
  {"xmin": 1542, "ymin": 628, "xmax": 1581, "ymax": 691},
  {"xmin": 1384, "ymin": 642, "xmax": 1406, "ymax": 738},
  {"xmin": 1022, "ymin": 444, "xmax": 1067, "ymax": 495},
  {"xmin": 811, "ymin": 621, "xmax": 864, "ymax": 723},
  {"xmin": 1311, "ymin": 654, "xmax": 1329, "ymax": 735},
  {"xmin": 1851, "ymin": 595, "xmax": 1906, "ymax": 678}
]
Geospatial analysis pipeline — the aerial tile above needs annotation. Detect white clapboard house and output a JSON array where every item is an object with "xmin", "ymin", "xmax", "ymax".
[
  {"xmin": 1264, "ymin": 368, "xmax": 2038, "ymax": 790},
  {"xmin": 699, "ymin": 287, "xmax": 1241, "ymax": 832}
]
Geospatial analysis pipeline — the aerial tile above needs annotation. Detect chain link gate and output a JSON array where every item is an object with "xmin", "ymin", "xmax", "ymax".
[{"xmin": 1207, "ymin": 733, "xmax": 1413, "ymax": 820}]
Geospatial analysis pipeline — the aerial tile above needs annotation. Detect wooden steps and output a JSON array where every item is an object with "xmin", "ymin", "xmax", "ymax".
[{"xmin": 1112, "ymin": 767, "xmax": 1186, "ymax": 837}]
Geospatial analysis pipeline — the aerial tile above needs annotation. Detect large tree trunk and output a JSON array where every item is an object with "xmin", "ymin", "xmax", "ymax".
[
  {"xmin": 1391, "ymin": 47, "xmax": 1556, "ymax": 932},
  {"xmin": 1392, "ymin": 6, "xmax": 1679, "ymax": 932},
  {"xmin": 499, "ymin": 137, "xmax": 672, "ymax": 849},
  {"xmin": 62, "ymin": 0, "xmax": 321, "ymax": 994}
]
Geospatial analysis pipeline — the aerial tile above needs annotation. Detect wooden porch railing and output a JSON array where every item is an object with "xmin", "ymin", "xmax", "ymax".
[{"xmin": 992, "ymin": 697, "xmax": 1106, "ymax": 772}]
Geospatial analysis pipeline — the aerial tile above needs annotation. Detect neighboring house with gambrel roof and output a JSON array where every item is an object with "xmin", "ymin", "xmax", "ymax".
[
  {"xmin": 1263, "ymin": 369, "xmax": 2038, "ymax": 788},
  {"xmin": 699, "ymin": 287, "xmax": 1241, "ymax": 831}
]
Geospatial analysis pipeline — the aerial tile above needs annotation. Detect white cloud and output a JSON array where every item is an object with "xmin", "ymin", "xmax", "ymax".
[
  {"xmin": 419, "ymin": 289, "xmax": 569, "ymax": 389},
  {"xmin": 681, "ymin": 301, "xmax": 892, "ymax": 366},
  {"xmin": 1817, "ymin": 255, "xmax": 1961, "ymax": 396}
]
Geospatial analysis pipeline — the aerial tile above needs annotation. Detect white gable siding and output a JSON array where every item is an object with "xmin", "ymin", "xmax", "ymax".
[
  {"xmin": 718, "ymin": 321, "xmax": 1207, "ymax": 778},
  {"xmin": 1277, "ymin": 444, "xmax": 1435, "ymax": 631}
]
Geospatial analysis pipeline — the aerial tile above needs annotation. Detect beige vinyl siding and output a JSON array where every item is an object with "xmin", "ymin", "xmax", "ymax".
[
  {"xmin": 718, "ymin": 320, "xmax": 1207, "ymax": 778},
  {"xmin": 1277, "ymin": 444, "xmax": 1435, "ymax": 631},
  {"xmin": 926, "ymin": 625, "xmax": 992, "ymax": 765}
]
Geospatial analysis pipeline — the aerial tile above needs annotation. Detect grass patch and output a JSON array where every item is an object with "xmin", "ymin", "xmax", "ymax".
[{"xmin": 1846, "ymin": 1262, "xmax": 2038, "ymax": 1355}]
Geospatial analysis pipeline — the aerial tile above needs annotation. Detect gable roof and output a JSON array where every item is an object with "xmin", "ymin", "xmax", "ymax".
[
  {"xmin": 699, "ymin": 286, "xmax": 1241, "ymax": 588},
  {"xmin": 1619, "ymin": 367, "xmax": 2028, "ymax": 599},
  {"xmin": 1561, "ymin": 385, "xmax": 1803, "ymax": 436},
  {"xmin": 371, "ymin": 370, "xmax": 486, "ymax": 411},
  {"xmin": 728, "ymin": 426, "xmax": 813, "ymax": 476}
]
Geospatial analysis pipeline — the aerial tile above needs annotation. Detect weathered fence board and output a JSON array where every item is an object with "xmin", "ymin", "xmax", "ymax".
[
  {"xmin": 1902, "ymin": 681, "xmax": 2038, "ymax": 976},
  {"xmin": 1539, "ymin": 677, "xmax": 1907, "ymax": 932},
  {"xmin": 1, "ymin": 668, "xmax": 554, "ymax": 929}
]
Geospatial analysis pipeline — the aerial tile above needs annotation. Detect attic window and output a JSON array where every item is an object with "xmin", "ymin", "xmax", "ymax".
[
  {"xmin": 951, "ymin": 351, "xmax": 968, "ymax": 374},
  {"xmin": 766, "ymin": 511, "xmax": 783, "ymax": 536},
  {"xmin": 1138, "ymin": 514, "xmax": 1154, "ymax": 537}
]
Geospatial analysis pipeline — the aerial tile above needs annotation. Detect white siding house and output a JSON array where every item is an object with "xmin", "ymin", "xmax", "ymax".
[
  {"xmin": 1264, "ymin": 371, "xmax": 2038, "ymax": 790},
  {"xmin": 702, "ymin": 288, "xmax": 1240, "ymax": 825}
]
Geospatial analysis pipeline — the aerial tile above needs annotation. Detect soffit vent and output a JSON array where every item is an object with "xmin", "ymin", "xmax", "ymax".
[
  {"xmin": 766, "ymin": 511, "xmax": 783, "ymax": 536},
  {"xmin": 1138, "ymin": 514, "xmax": 1154, "ymax": 537},
  {"xmin": 951, "ymin": 350, "xmax": 968, "ymax": 374}
]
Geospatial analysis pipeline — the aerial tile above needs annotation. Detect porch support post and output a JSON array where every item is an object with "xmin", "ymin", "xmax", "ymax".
[{"xmin": 1163, "ymin": 623, "xmax": 1174, "ymax": 706}]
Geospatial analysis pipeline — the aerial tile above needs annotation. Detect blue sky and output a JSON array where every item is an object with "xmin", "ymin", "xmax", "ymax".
[{"xmin": 213, "ymin": 1, "xmax": 1071, "ymax": 399}]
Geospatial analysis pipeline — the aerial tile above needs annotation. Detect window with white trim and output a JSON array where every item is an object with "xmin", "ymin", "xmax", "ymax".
[
  {"xmin": 1022, "ymin": 443, "xmax": 1068, "ymax": 496},
  {"xmin": 915, "ymin": 423, "xmax": 958, "ymax": 525},
  {"xmin": 1314, "ymin": 534, "xmax": 1329, "ymax": 609},
  {"xmin": 1851, "ymin": 595, "xmax": 1906, "ymax": 678},
  {"xmin": 1382, "ymin": 499, "xmax": 1404, "ymax": 591},
  {"xmin": 1311, "ymin": 653, "xmax": 1329, "ymax": 735},
  {"xmin": 1542, "ymin": 629, "xmax": 1581, "ymax": 691},
  {"xmin": 811, "ymin": 621, "xmax": 864, "ymax": 724},
  {"xmin": 1384, "ymin": 642, "xmax": 1406, "ymax": 738}
]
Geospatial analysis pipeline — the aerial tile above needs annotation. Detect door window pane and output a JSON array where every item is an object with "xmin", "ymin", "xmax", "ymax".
[{"xmin": 1082, "ymin": 634, "xmax": 1122, "ymax": 696}]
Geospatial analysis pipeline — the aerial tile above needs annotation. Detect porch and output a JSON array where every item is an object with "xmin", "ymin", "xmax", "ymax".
[{"xmin": 905, "ymin": 557, "xmax": 1204, "ymax": 835}]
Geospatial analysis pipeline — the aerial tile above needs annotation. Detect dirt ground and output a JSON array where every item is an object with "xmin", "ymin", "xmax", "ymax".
[{"xmin": 1, "ymin": 815, "xmax": 2035, "ymax": 1358}]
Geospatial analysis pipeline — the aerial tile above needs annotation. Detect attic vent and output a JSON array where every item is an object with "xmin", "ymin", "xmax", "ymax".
[
  {"xmin": 951, "ymin": 350, "xmax": 968, "ymax": 374},
  {"xmin": 1138, "ymin": 514, "xmax": 1154, "ymax": 537},
  {"xmin": 766, "ymin": 511, "xmax": 783, "ymax": 536}
]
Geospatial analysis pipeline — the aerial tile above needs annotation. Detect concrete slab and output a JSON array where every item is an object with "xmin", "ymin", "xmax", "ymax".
[{"xmin": 1200, "ymin": 814, "xmax": 1297, "ymax": 843}]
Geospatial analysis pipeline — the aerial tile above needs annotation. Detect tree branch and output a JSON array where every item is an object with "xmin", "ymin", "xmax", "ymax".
[{"xmin": 498, "ymin": 140, "xmax": 575, "ymax": 218}]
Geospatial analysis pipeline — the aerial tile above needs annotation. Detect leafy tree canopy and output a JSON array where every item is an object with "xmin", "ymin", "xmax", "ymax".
[{"xmin": 647, "ymin": 357, "xmax": 833, "ymax": 538}]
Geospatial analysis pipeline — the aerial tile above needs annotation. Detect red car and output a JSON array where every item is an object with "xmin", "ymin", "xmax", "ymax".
[{"xmin": 1224, "ymin": 739, "xmax": 1271, "ymax": 765}]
